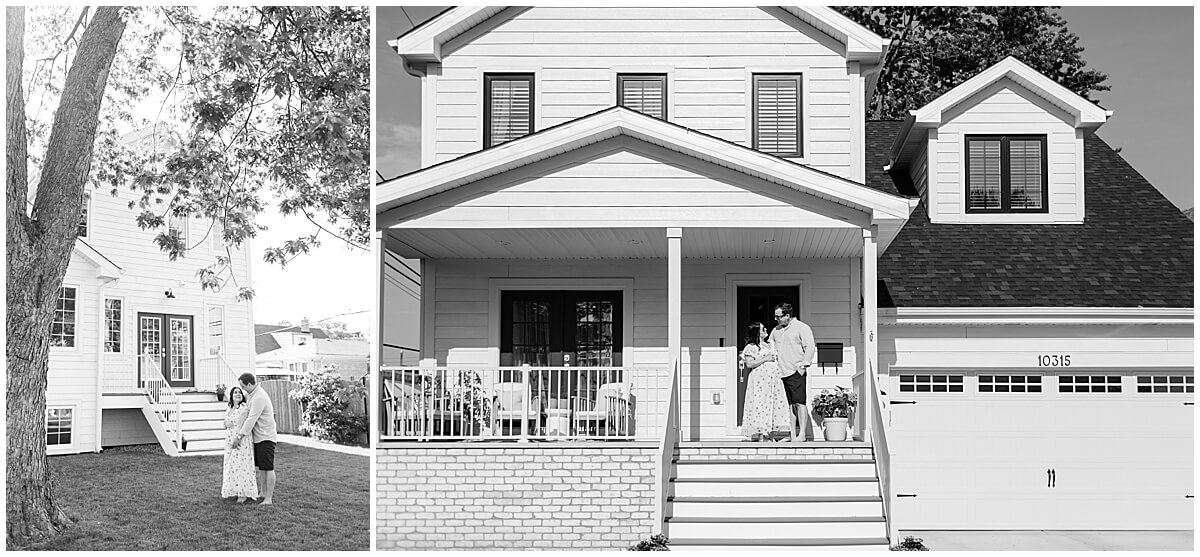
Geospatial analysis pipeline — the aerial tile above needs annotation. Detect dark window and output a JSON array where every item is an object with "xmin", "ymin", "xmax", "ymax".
[
  {"xmin": 485, "ymin": 73, "xmax": 534, "ymax": 148},
  {"xmin": 1059, "ymin": 375, "xmax": 1122, "ymax": 393},
  {"xmin": 78, "ymin": 192, "xmax": 89, "ymax": 237},
  {"xmin": 618, "ymin": 74, "xmax": 667, "ymax": 119},
  {"xmin": 979, "ymin": 374, "xmax": 1042, "ymax": 393},
  {"xmin": 899, "ymin": 374, "xmax": 964, "ymax": 393},
  {"xmin": 46, "ymin": 408, "xmax": 73, "ymax": 446},
  {"xmin": 500, "ymin": 290, "xmax": 622, "ymax": 367},
  {"xmin": 50, "ymin": 287, "xmax": 77, "ymax": 347},
  {"xmin": 753, "ymin": 74, "xmax": 802, "ymax": 157},
  {"xmin": 1137, "ymin": 375, "xmax": 1194, "ymax": 393},
  {"xmin": 966, "ymin": 135, "xmax": 1048, "ymax": 213}
]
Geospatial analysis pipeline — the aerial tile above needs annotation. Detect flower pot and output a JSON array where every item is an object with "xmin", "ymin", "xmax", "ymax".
[{"xmin": 822, "ymin": 417, "xmax": 849, "ymax": 441}]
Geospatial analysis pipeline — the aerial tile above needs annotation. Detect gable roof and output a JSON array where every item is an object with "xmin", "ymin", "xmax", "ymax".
[
  {"xmin": 73, "ymin": 239, "xmax": 122, "ymax": 279},
  {"xmin": 391, "ymin": 6, "xmax": 888, "ymax": 71},
  {"xmin": 866, "ymin": 121, "xmax": 1194, "ymax": 309},
  {"xmin": 378, "ymin": 107, "xmax": 916, "ymax": 229},
  {"xmin": 889, "ymin": 57, "xmax": 1112, "ymax": 170},
  {"xmin": 254, "ymin": 324, "xmax": 330, "ymax": 355}
]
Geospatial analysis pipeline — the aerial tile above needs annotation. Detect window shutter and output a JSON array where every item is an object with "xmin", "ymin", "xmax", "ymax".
[
  {"xmin": 619, "ymin": 75, "xmax": 666, "ymax": 119},
  {"xmin": 1008, "ymin": 139, "xmax": 1043, "ymax": 210},
  {"xmin": 967, "ymin": 139, "xmax": 1002, "ymax": 210},
  {"xmin": 754, "ymin": 75, "xmax": 801, "ymax": 156},
  {"xmin": 487, "ymin": 75, "xmax": 533, "ymax": 147}
]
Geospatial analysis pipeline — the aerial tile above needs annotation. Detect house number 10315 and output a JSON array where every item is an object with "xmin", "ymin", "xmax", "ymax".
[{"xmin": 1037, "ymin": 354, "xmax": 1071, "ymax": 367}]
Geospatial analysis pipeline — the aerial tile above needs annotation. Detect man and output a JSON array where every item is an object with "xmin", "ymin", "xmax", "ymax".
[
  {"xmin": 768, "ymin": 302, "xmax": 816, "ymax": 443},
  {"xmin": 233, "ymin": 372, "xmax": 278, "ymax": 505}
]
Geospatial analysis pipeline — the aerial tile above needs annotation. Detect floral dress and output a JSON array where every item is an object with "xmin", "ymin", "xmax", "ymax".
[
  {"xmin": 740, "ymin": 341, "xmax": 794, "ymax": 439},
  {"xmin": 221, "ymin": 404, "xmax": 257, "ymax": 499}
]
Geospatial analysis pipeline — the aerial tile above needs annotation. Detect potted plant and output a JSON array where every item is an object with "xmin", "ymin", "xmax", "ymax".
[
  {"xmin": 215, "ymin": 383, "xmax": 227, "ymax": 402},
  {"xmin": 811, "ymin": 386, "xmax": 857, "ymax": 441}
]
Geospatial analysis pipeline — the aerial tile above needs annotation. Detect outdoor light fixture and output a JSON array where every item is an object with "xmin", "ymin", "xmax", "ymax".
[{"xmin": 164, "ymin": 289, "xmax": 175, "ymax": 299}]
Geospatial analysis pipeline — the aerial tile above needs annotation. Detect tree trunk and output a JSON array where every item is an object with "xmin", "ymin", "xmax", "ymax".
[{"xmin": 6, "ymin": 6, "xmax": 126, "ymax": 547}]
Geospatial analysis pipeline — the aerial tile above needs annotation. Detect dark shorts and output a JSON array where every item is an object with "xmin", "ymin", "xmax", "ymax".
[
  {"xmin": 253, "ymin": 440, "xmax": 276, "ymax": 471},
  {"xmin": 782, "ymin": 371, "xmax": 807, "ymax": 406}
]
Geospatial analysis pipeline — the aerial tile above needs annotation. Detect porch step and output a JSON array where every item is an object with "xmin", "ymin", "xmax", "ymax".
[
  {"xmin": 183, "ymin": 438, "xmax": 227, "ymax": 453},
  {"xmin": 673, "ymin": 460, "xmax": 876, "ymax": 479},
  {"xmin": 672, "ymin": 477, "xmax": 879, "ymax": 497},
  {"xmin": 664, "ymin": 444, "xmax": 889, "ymax": 550},
  {"xmin": 180, "ymin": 400, "xmax": 228, "ymax": 412},
  {"xmin": 178, "ymin": 448, "xmax": 224, "ymax": 457},
  {"xmin": 668, "ymin": 517, "xmax": 886, "ymax": 539},
  {"xmin": 669, "ymin": 537, "xmax": 890, "ymax": 551}
]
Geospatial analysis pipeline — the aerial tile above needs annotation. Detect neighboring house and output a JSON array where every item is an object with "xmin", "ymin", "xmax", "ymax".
[
  {"xmin": 256, "ymin": 337, "xmax": 371, "ymax": 381},
  {"xmin": 253, "ymin": 321, "xmax": 331, "ymax": 355},
  {"xmin": 376, "ymin": 7, "xmax": 1193, "ymax": 551},
  {"xmin": 47, "ymin": 130, "xmax": 255, "ymax": 457}
]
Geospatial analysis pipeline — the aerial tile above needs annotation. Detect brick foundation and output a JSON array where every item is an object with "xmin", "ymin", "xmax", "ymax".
[{"xmin": 377, "ymin": 444, "xmax": 659, "ymax": 550}]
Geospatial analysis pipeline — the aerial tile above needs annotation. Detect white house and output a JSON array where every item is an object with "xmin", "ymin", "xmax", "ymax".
[
  {"xmin": 48, "ymin": 140, "xmax": 256, "ymax": 457},
  {"xmin": 375, "ymin": 6, "xmax": 1193, "ymax": 551}
]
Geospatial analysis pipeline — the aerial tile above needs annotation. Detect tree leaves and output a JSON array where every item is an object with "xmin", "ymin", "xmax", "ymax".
[{"xmin": 836, "ymin": 7, "xmax": 1110, "ymax": 120}]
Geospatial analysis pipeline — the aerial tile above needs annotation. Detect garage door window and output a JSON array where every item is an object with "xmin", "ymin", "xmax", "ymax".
[
  {"xmin": 900, "ymin": 374, "xmax": 963, "ymax": 393},
  {"xmin": 979, "ymin": 374, "xmax": 1041, "ymax": 393},
  {"xmin": 1060, "ymin": 375, "xmax": 1121, "ymax": 393},
  {"xmin": 1136, "ymin": 375, "xmax": 1194, "ymax": 393}
]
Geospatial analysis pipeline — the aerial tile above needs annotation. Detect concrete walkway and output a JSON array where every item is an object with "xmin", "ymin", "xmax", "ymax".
[
  {"xmin": 902, "ymin": 530, "xmax": 1194, "ymax": 551},
  {"xmin": 277, "ymin": 434, "xmax": 369, "ymax": 456}
]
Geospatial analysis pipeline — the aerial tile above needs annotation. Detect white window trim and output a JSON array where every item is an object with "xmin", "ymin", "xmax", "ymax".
[
  {"xmin": 206, "ymin": 303, "xmax": 226, "ymax": 356},
  {"xmin": 609, "ymin": 66, "xmax": 676, "ymax": 123},
  {"xmin": 168, "ymin": 213, "xmax": 188, "ymax": 246},
  {"xmin": 476, "ymin": 67, "xmax": 543, "ymax": 153},
  {"xmin": 51, "ymin": 284, "xmax": 80, "ymax": 352},
  {"xmin": 103, "ymin": 296, "xmax": 124, "ymax": 354},
  {"xmin": 745, "ymin": 66, "xmax": 810, "ymax": 163},
  {"xmin": 46, "ymin": 404, "xmax": 77, "ymax": 454}
]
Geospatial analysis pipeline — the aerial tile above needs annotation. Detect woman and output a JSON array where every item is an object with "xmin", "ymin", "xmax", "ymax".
[
  {"xmin": 222, "ymin": 386, "xmax": 258, "ymax": 502},
  {"xmin": 740, "ymin": 322, "xmax": 796, "ymax": 442}
]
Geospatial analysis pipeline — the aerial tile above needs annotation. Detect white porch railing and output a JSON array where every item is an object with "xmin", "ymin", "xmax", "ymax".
[
  {"xmin": 861, "ymin": 359, "xmax": 897, "ymax": 546},
  {"xmin": 380, "ymin": 365, "xmax": 670, "ymax": 441},
  {"xmin": 653, "ymin": 359, "xmax": 681, "ymax": 537},
  {"xmin": 196, "ymin": 354, "xmax": 239, "ymax": 394},
  {"xmin": 140, "ymin": 354, "xmax": 183, "ymax": 449}
]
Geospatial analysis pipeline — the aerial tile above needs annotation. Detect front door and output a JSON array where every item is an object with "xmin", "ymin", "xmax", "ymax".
[
  {"xmin": 735, "ymin": 286, "xmax": 800, "ymax": 424},
  {"xmin": 138, "ymin": 313, "xmax": 194, "ymax": 389}
]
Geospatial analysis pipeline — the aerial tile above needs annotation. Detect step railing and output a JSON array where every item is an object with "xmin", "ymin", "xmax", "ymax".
[
  {"xmin": 196, "ymin": 354, "xmax": 239, "ymax": 395},
  {"xmin": 140, "ymin": 354, "xmax": 183, "ymax": 449},
  {"xmin": 380, "ymin": 365, "xmax": 669, "ymax": 441},
  {"xmin": 864, "ymin": 359, "xmax": 897, "ymax": 545},
  {"xmin": 653, "ymin": 358, "xmax": 681, "ymax": 537}
]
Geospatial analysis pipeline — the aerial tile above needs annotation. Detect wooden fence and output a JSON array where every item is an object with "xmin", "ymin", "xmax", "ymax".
[{"xmin": 260, "ymin": 379, "xmax": 303, "ymax": 435}]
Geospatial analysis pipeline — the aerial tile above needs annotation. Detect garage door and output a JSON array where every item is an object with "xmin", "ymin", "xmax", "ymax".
[{"xmin": 890, "ymin": 371, "xmax": 1194, "ymax": 530}]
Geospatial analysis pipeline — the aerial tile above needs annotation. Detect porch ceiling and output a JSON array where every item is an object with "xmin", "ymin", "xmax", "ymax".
[{"xmin": 385, "ymin": 227, "xmax": 864, "ymax": 260}]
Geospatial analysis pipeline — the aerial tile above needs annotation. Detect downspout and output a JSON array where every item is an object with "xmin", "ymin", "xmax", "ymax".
[{"xmin": 94, "ymin": 274, "xmax": 120, "ymax": 453}]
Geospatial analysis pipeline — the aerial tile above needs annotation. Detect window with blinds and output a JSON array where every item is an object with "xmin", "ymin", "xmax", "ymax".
[
  {"xmin": 753, "ymin": 74, "xmax": 802, "ymax": 157},
  {"xmin": 485, "ymin": 74, "xmax": 534, "ymax": 148},
  {"xmin": 618, "ymin": 74, "xmax": 667, "ymax": 120},
  {"xmin": 966, "ymin": 135, "xmax": 1048, "ymax": 213}
]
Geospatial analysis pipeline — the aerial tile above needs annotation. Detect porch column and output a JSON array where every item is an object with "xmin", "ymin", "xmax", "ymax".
[
  {"xmin": 862, "ymin": 226, "xmax": 878, "ymax": 374},
  {"xmin": 667, "ymin": 227, "xmax": 682, "ymax": 412}
]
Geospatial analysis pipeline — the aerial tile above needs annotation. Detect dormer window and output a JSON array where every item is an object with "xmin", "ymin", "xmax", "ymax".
[
  {"xmin": 966, "ymin": 135, "xmax": 1048, "ymax": 213},
  {"xmin": 484, "ymin": 73, "xmax": 534, "ymax": 148},
  {"xmin": 618, "ymin": 74, "xmax": 666, "ymax": 120}
]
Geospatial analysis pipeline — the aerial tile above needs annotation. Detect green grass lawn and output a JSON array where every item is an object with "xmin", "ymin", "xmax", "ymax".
[{"xmin": 26, "ymin": 443, "xmax": 368, "ymax": 551}]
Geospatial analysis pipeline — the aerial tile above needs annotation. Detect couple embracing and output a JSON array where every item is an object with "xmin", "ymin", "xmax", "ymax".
[
  {"xmin": 221, "ymin": 372, "xmax": 279, "ymax": 504},
  {"xmin": 741, "ymin": 303, "xmax": 815, "ymax": 442}
]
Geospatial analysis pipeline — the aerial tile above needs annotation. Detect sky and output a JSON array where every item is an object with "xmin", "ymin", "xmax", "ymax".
[{"xmin": 375, "ymin": 5, "xmax": 1195, "ymax": 211}]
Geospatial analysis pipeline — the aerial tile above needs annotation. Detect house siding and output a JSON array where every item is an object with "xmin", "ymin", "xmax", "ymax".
[
  {"xmin": 431, "ymin": 258, "xmax": 855, "ymax": 440},
  {"xmin": 46, "ymin": 262, "xmax": 102, "ymax": 454},
  {"xmin": 377, "ymin": 446, "xmax": 657, "ymax": 550},
  {"xmin": 431, "ymin": 6, "xmax": 854, "ymax": 178},
  {"xmin": 929, "ymin": 79, "xmax": 1082, "ymax": 224}
]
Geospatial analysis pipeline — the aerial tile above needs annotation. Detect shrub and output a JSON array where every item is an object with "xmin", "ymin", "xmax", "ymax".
[
  {"xmin": 289, "ymin": 367, "xmax": 369, "ymax": 446},
  {"xmin": 628, "ymin": 534, "xmax": 669, "ymax": 551},
  {"xmin": 891, "ymin": 536, "xmax": 929, "ymax": 551}
]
